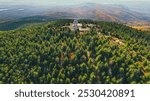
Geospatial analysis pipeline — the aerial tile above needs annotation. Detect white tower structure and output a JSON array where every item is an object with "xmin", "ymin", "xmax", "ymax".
[{"xmin": 73, "ymin": 19, "xmax": 79, "ymax": 31}]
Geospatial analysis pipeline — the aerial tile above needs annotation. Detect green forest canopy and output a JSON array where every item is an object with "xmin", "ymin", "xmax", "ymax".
[{"xmin": 0, "ymin": 19, "xmax": 150, "ymax": 84}]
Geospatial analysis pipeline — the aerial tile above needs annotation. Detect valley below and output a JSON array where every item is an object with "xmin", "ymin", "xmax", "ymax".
[{"xmin": 0, "ymin": 3, "xmax": 150, "ymax": 31}]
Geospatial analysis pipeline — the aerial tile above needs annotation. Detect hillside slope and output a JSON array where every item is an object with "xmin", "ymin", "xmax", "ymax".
[
  {"xmin": 0, "ymin": 20, "xmax": 150, "ymax": 84},
  {"xmin": 0, "ymin": 16, "xmax": 55, "ymax": 31}
]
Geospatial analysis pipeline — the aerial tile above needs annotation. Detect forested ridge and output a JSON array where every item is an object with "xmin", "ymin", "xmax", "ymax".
[
  {"xmin": 0, "ymin": 19, "xmax": 150, "ymax": 84},
  {"xmin": 0, "ymin": 16, "xmax": 54, "ymax": 31}
]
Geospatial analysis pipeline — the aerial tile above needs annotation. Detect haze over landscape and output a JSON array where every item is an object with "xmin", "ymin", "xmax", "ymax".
[
  {"xmin": 0, "ymin": 0, "xmax": 150, "ymax": 31},
  {"xmin": 0, "ymin": 1, "xmax": 149, "ymax": 19},
  {"xmin": 1, "ymin": 0, "xmax": 150, "ymax": 13}
]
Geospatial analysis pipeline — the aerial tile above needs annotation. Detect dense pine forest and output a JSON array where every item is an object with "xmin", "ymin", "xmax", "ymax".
[{"xmin": 0, "ymin": 19, "xmax": 150, "ymax": 84}]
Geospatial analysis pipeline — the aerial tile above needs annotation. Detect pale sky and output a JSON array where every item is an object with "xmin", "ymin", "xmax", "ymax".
[{"xmin": 0, "ymin": 0, "xmax": 149, "ymax": 6}]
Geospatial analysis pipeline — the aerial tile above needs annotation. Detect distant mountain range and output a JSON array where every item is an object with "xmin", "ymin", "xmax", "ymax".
[
  {"xmin": 0, "ymin": 3, "xmax": 150, "ymax": 25},
  {"xmin": 45, "ymin": 3, "xmax": 150, "ymax": 23}
]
